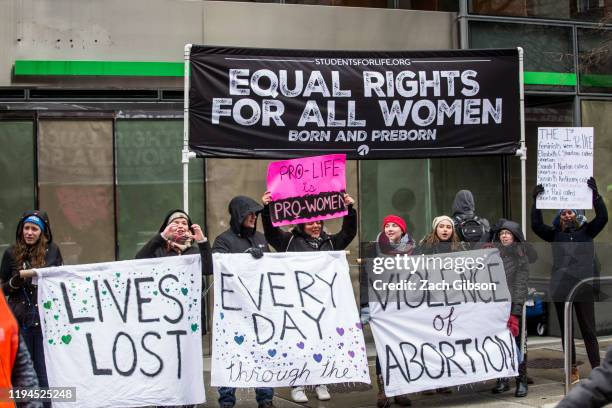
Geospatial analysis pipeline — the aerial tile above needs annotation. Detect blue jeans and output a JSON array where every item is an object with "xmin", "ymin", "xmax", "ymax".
[{"xmin": 218, "ymin": 387, "xmax": 273, "ymax": 406}]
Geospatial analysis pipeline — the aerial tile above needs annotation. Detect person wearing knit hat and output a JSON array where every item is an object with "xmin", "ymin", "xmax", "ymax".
[
  {"xmin": 360, "ymin": 214, "xmax": 414, "ymax": 408},
  {"xmin": 414, "ymin": 215, "xmax": 466, "ymax": 256},
  {"xmin": 532, "ymin": 178, "xmax": 608, "ymax": 384},
  {"xmin": 1, "ymin": 210, "xmax": 62, "ymax": 399}
]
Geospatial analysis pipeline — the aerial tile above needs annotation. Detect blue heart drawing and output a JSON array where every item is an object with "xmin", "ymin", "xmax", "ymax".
[
  {"xmin": 268, "ymin": 349, "xmax": 277, "ymax": 357},
  {"xmin": 313, "ymin": 353, "xmax": 323, "ymax": 363},
  {"xmin": 220, "ymin": 312, "xmax": 224, "ymax": 320},
  {"xmin": 234, "ymin": 335, "xmax": 245, "ymax": 345},
  {"xmin": 297, "ymin": 342, "xmax": 305, "ymax": 349},
  {"xmin": 282, "ymin": 353, "xmax": 288, "ymax": 358}
]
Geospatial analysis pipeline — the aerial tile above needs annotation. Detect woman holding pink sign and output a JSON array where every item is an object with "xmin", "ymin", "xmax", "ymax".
[{"xmin": 261, "ymin": 190, "xmax": 357, "ymax": 403}]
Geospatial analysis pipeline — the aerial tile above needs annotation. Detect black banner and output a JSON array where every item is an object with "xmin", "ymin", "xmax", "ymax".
[{"xmin": 189, "ymin": 46, "xmax": 520, "ymax": 159}]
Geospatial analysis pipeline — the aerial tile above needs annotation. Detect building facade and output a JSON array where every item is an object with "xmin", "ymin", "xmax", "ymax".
[{"xmin": 1, "ymin": 0, "xmax": 610, "ymax": 335}]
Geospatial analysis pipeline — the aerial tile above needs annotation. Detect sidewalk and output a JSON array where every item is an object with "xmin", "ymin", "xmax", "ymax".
[{"xmin": 201, "ymin": 336, "xmax": 612, "ymax": 407}]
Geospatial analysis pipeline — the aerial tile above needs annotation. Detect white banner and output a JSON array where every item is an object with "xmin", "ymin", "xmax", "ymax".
[
  {"xmin": 537, "ymin": 127, "xmax": 594, "ymax": 209},
  {"xmin": 367, "ymin": 249, "xmax": 518, "ymax": 396},
  {"xmin": 211, "ymin": 251, "xmax": 370, "ymax": 387},
  {"xmin": 37, "ymin": 255, "xmax": 205, "ymax": 408}
]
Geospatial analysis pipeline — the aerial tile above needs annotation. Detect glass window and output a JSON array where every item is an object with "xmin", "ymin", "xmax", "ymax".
[
  {"xmin": 360, "ymin": 157, "xmax": 503, "ymax": 244},
  {"xmin": 578, "ymin": 27, "xmax": 612, "ymax": 94},
  {"xmin": 581, "ymin": 100, "xmax": 612, "ymax": 244},
  {"xmin": 469, "ymin": 21, "xmax": 575, "ymax": 92},
  {"xmin": 115, "ymin": 120, "xmax": 204, "ymax": 260},
  {"xmin": 38, "ymin": 119, "xmax": 115, "ymax": 264},
  {"xmin": 0, "ymin": 121, "xmax": 35, "ymax": 254},
  {"xmin": 397, "ymin": 0, "xmax": 458, "ymax": 11},
  {"xmin": 470, "ymin": 0, "xmax": 611, "ymax": 22},
  {"xmin": 508, "ymin": 96, "xmax": 574, "ymax": 240}
]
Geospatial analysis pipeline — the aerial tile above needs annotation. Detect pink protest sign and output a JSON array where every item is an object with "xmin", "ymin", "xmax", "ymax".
[{"xmin": 266, "ymin": 154, "xmax": 347, "ymax": 227}]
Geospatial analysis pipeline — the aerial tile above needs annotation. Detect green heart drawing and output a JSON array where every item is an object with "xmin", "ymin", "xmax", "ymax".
[
  {"xmin": 53, "ymin": 315, "xmax": 59, "ymax": 320},
  {"xmin": 48, "ymin": 339, "xmax": 54, "ymax": 344},
  {"xmin": 101, "ymin": 290, "xmax": 107, "ymax": 295},
  {"xmin": 82, "ymin": 299, "xmax": 88, "ymax": 304},
  {"xmin": 85, "ymin": 277, "xmax": 91, "ymax": 282},
  {"xmin": 152, "ymin": 291, "xmax": 158, "ymax": 296},
  {"xmin": 191, "ymin": 323, "xmax": 198, "ymax": 332},
  {"xmin": 181, "ymin": 288, "xmax": 188, "ymax": 296},
  {"xmin": 61, "ymin": 335, "xmax": 72, "ymax": 345},
  {"xmin": 43, "ymin": 301, "xmax": 52, "ymax": 310},
  {"xmin": 75, "ymin": 326, "xmax": 80, "ymax": 331}
]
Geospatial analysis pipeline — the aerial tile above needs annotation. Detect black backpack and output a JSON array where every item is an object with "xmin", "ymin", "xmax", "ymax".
[{"xmin": 455, "ymin": 216, "xmax": 486, "ymax": 243}]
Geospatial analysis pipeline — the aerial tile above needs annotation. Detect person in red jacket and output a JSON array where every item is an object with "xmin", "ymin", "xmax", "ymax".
[{"xmin": 0, "ymin": 290, "xmax": 41, "ymax": 408}]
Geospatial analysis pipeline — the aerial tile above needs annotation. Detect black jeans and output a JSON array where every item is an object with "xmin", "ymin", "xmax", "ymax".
[
  {"xmin": 554, "ymin": 301, "xmax": 601, "ymax": 368},
  {"xmin": 21, "ymin": 324, "xmax": 51, "ymax": 408}
]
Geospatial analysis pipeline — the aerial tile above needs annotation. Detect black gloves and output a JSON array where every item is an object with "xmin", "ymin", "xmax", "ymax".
[
  {"xmin": 532, "ymin": 184, "xmax": 544, "ymax": 200},
  {"xmin": 245, "ymin": 247, "xmax": 264, "ymax": 259},
  {"xmin": 587, "ymin": 177, "xmax": 599, "ymax": 199}
]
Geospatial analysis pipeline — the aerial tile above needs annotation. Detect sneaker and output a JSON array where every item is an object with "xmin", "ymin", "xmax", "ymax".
[
  {"xmin": 291, "ymin": 386, "xmax": 308, "ymax": 403},
  {"xmin": 571, "ymin": 366, "xmax": 580, "ymax": 384},
  {"xmin": 315, "ymin": 384, "xmax": 331, "ymax": 401},
  {"xmin": 258, "ymin": 401, "xmax": 275, "ymax": 408}
]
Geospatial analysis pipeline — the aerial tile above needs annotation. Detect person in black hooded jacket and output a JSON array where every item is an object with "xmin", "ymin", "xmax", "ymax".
[
  {"xmin": 532, "ymin": 177, "xmax": 608, "ymax": 383},
  {"xmin": 212, "ymin": 196, "xmax": 274, "ymax": 408},
  {"xmin": 212, "ymin": 196, "xmax": 269, "ymax": 256},
  {"xmin": 1, "ymin": 210, "xmax": 62, "ymax": 399},
  {"xmin": 489, "ymin": 219, "xmax": 537, "ymax": 398},
  {"xmin": 451, "ymin": 189, "xmax": 491, "ymax": 246}
]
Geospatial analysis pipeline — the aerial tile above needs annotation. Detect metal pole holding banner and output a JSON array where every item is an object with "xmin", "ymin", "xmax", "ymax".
[
  {"xmin": 516, "ymin": 47, "xmax": 528, "ymax": 358},
  {"xmin": 183, "ymin": 44, "xmax": 195, "ymax": 213},
  {"xmin": 564, "ymin": 277, "xmax": 612, "ymax": 394}
]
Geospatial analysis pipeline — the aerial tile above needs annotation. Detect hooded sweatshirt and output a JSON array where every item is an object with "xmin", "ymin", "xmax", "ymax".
[
  {"xmin": 135, "ymin": 208, "xmax": 213, "ymax": 276},
  {"xmin": 212, "ymin": 196, "xmax": 269, "ymax": 254},
  {"xmin": 491, "ymin": 218, "xmax": 536, "ymax": 315},
  {"xmin": 451, "ymin": 190, "xmax": 491, "ymax": 243},
  {"xmin": 0, "ymin": 210, "xmax": 63, "ymax": 327}
]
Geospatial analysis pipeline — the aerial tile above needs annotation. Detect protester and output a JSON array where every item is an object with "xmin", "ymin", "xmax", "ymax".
[
  {"xmin": 532, "ymin": 177, "xmax": 608, "ymax": 384},
  {"xmin": 556, "ymin": 346, "xmax": 612, "ymax": 408},
  {"xmin": 359, "ymin": 215, "xmax": 413, "ymax": 407},
  {"xmin": 135, "ymin": 209, "xmax": 213, "ymax": 408},
  {"xmin": 0, "ymin": 210, "xmax": 61, "ymax": 399},
  {"xmin": 489, "ymin": 219, "xmax": 536, "ymax": 397},
  {"xmin": 135, "ymin": 208, "xmax": 213, "ymax": 275},
  {"xmin": 212, "ymin": 196, "xmax": 274, "ymax": 408},
  {"xmin": 414, "ymin": 215, "xmax": 466, "ymax": 256},
  {"xmin": 262, "ymin": 191, "xmax": 357, "ymax": 403},
  {"xmin": 0, "ymin": 292, "xmax": 43, "ymax": 408},
  {"xmin": 451, "ymin": 190, "xmax": 491, "ymax": 246},
  {"xmin": 413, "ymin": 215, "xmax": 466, "ymax": 395}
]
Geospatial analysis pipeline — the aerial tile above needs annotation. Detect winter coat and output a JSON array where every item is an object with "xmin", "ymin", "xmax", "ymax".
[
  {"xmin": 556, "ymin": 346, "xmax": 612, "ymax": 408},
  {"xmin": 0, "ymin": 294, "xmax": 41, "ymax": 408},
  {"xmin": 359, "ymin": 232, "xmax": 414, "ymax": 307},
  {"xmin": 531, "ymin": 195, "xmax": 608, "ymax": 301},
  {"xmin": 0, "ymin": 210, "xmax": 63, "ymax": 328},
  {"xmin": 135, "ymin": 208, "xmax": 213, "ymax": 277},
  {"xmin": 491, "ymin": 219, "xmax": 536, "ymax": 316},
  {"xmin": 212, "ymin": 196, "xmax": 269, "ymax": 254},
  {"xmin": 261, "ymin": 204, "xmax": 357, "ymax": 252},
  {"xmin": 451, "ymin": 190, "xmax": 491, "ymax": 244}
]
